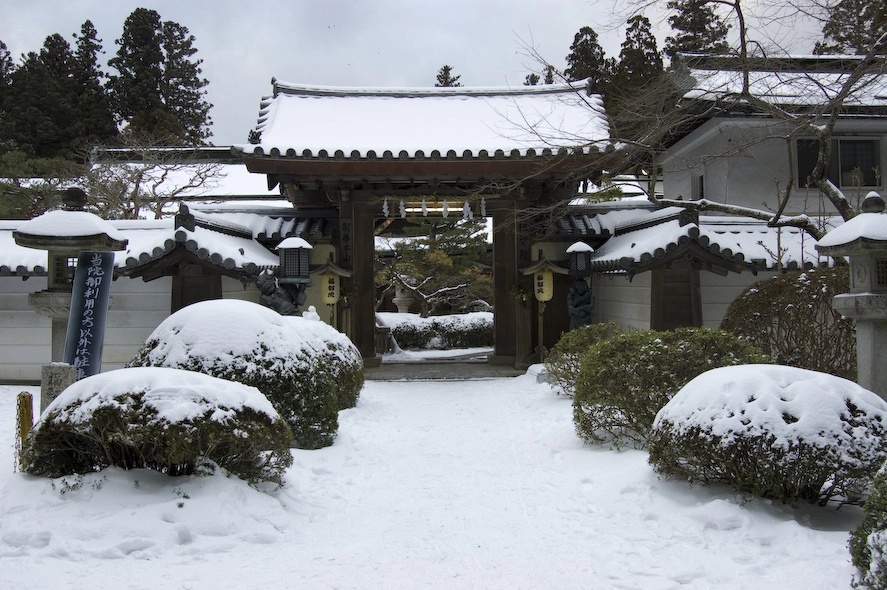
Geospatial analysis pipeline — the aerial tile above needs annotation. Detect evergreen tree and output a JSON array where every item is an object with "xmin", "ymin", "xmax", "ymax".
[
  {"xmin": 524, "ymin": 72, "xmax": 540, "ymax": 86},
  {"xmin": 0, "ymin": 41, "xmax": 13, "ymax": 152},
  {"xmin": 663, "ymin": 0, "xmax": 731, "ymax": 60},
  {"xmin": 4, "ymin": 34, "xmax": 82, "ymax": 158},
  {"xmin": 615, "ymin": 16, "xmax": 663, "ymax": 88},
  {"xmin": 71, "ymin": 21, "xmax": 117, "ymax": 151},
  {"xmin": 435, "ymin": 64, "xmax": 462, "ymax": 87},
  {"xmin": 609, "ymin": 15, "xmax": 668, "ymax": 143},
  {"xmin": 814, "ymin": 0, "xmax": 887, "ymax": 55},
  {"xmin": 524, "ymin": 65, "xmax": 557, "ymax": 86},
  {"xmin": 107, "ymin": 8, "xmax": 211, "ymax": 144},
  {"xmin": 377, "ymin": 216, "xmax": 491, "ymax": 315},
  {"xmin": 563, "ymin": 26, "xmax": 612, "ymax": 92}
]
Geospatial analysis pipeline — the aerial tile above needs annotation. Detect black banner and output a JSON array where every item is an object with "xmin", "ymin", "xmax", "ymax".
[{"xmin": 63, "ymin": 251, "xmax": 115, "ymax": 380}]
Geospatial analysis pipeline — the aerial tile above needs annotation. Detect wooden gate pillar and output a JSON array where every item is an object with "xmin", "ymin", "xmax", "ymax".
[
  {"xmin": 348, "ymin": 201, "xmax": 380, "ymax": 366},
  {"xmin": 490, "ymin": 207, "xmax": 519, "ymax": 365}
]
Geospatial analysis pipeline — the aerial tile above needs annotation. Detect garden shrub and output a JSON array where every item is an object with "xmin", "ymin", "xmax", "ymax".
[
  {"xmin": 720, "ymin": 267, "xmax": 855, "ymax": 380},
  {"xmin": 130, "ymin": 299, "xmax": 364, "ymax": 449},
  {"xmin": 851, "ymin": 462, "xmax": 887, "ymax": 590},
  {"xmin": 573, "ymin": 327, "xmax": 771, "ymax": 448},
  {"xmin": 649, "ymin": 364, "xmax": 887, "ymax": 507},
  {"xmin": 21, "ymin": 367, "xmax": 293, "ymax": 486},
  {"xmin": 544, "ymin": 322, "xmax": 628, "ymax": 397},
  {"xmin": 385, "ymin": 312, "xmax": 494, "ymax": 350}
]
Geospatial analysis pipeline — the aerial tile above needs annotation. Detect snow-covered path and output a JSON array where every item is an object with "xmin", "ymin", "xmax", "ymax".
[{"xmin": 0, "ymin": 377, "xmax": 862, "ymax": 589}]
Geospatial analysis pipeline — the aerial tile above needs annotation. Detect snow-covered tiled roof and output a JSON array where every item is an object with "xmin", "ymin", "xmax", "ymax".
[
  {"xmin": 580, "ymin": 210, "xmax": 823, "ymax": 273},
  {"xmin": 679, "ymin": 54, "xmax": 887, "ymax": 110},
  {"xmin": 236, "ymin": 80, "xmax": 610, "ymax": 159},
  {"xmin": 0, "ymin": 204, "xmax": 335, "ymax": 277}
]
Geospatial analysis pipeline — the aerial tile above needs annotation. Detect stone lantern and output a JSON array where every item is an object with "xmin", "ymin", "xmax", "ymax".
[
  {"xmin": 567, "ymin": 241, "xmax": 596, "ymax": 330},
  {"xmin": 13, "ymin": 188, "xmax": 127, "ymax": 407},
  {"xmin": 816, "ymin": 191, "xmax": 887, "ymax": 399}
]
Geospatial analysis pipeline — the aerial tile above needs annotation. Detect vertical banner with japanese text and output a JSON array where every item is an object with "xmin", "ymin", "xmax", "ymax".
[{"xmin": 63, "ymin": 251, "xmax": 115, "ymax": 380}]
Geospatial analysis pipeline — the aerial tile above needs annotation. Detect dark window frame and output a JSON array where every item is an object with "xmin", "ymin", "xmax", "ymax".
[{"xmin": 797, "ymin": 137, "xmax": 881, "ymax": 189}]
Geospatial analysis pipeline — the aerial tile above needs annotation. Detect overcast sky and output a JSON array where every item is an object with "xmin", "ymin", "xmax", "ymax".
[{"xmin": 1, "ymin": 0, "xmax": 822, "ymax": 146}]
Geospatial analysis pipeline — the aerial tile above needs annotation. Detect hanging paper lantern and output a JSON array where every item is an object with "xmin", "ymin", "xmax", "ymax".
[
  {"xmin": 534, "ymin": 270, "xmax": 554, "ymax": 302},
  {"xmin": 442, "ymin": 200, "xmax": 449, "ymax": 217},
  {"xmin": 320, "ymin": 272, "xmax": 340, "ymax": 305},
  {"xmin": 382, "ymin": 198, "xmax": 389, "ymax": 217}
]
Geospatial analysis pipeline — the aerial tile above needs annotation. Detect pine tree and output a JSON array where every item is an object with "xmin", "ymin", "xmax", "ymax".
[
  {"xmin": 814, "ymin": 0, "xmax": 887, "ymax": 55},
  {"xmin": 0, "ymin": 41, "xmax": 13, "ymax": 152},
  {"xmin": 160, "ymin": 21, "xmax": 212, "ymax": 144},
  {"xmin": 107, "ymin": 8, "xmax": 212, "ymax": 144},
  {"xmin": 609, "ymin": 15, "xmax": 668, "ymax": 143},
  {"xmin": 71, "ymin": 21, "xmax": 117, "ymax": 151},
  {"xmin": 377, "ymin": 216, "xmax": 491, "ymax": 315},
  {"xmin": 435, "ymin": 65, "xmax": 462, "ymax": 87},
  {"xmin": 524, "ymin": 73, "xmax": 540, "ymax": 86},
  {"xmin": 614, "ymin": 16, "xmax": 663, "ymax": 89},
  {"xmin": 563, "ymin": 26, "xmax": 612, "ymax": 92},
  {"xmin": 663, "ymin": 0, "xmax": 731, "ymax": 60},
  {"xmin": 4, "ymin": 34, "xmax": 82, "ymax": 158}
]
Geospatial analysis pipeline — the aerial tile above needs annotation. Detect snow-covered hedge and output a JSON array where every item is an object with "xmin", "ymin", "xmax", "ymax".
[
  {"xmin": 129, "ymin": 300, "xmax": 364, "ymax": 449},
  {"xmin": 573, "ymin": 327, "xmax": 771, "ymax": 448},
  {"xmin": 852, "ymin": 462, "xmax": 887, "ymax": 589},
  {"xmin": 649, "ymin": 364, "xmax": 887, "ymax": 505},
  {"xmin": 544, "ymin": 322, "xmax": 628, "ymax": 397},
  {"xmin": 21, "ymin": 367, "xmax": 293, "ymax": 485},
  {"xmin": 378, "ymin": 312, "xmax": 493, "ymax": 350}
]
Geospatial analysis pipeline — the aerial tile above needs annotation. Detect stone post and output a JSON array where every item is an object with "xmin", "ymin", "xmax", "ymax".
[
  {"xmin": 817, "ymin": 192, "xmax": 887, "ymax": 399},
  {"xmin": 40, "ymin": 362, "xmax": 75, "ymax": 412}
]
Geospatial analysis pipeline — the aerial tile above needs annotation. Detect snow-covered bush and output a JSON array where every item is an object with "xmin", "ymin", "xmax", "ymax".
[
  {"xmin": 720, "ymin": 267, "xmax": 855, "ymax": 380},
  {"xmin": 544, "ymin": 322, "xmax": 628, "ymax": 397},
  {"xmin": 649, "ymin": 365, "xmax": 887, "ymax": 506},
  {"xmin": 380, "ymin": 312, "xmax": 493, "ymax": 350},
  {"xmin": 573, "ymin": 327, "xmax": 771, "ymax": 448},
  {"xmin": 129, "ymin": 299, "xmax": 364, "ymax": 449},
  {"xmin": 21, "ymin": 367, "xmax": 293, "ymax": 485},
  {"xmin": 851, "ymin": 462, "xmax": 887, "ymax": 589}
]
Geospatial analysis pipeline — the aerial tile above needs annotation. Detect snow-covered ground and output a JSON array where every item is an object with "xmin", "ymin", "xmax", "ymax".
[{"xmin": 0, "ymin": 375, "xmax": 862, "ymax": 589}]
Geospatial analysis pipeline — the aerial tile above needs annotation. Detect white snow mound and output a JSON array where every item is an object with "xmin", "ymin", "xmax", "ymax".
[
  {"xmin": 654, "ymin": 364, "xmax": 887, "ymax": 454},
  {"xmin": 41, "ymin": 366, "xmax": 280, "ymax": 425}
]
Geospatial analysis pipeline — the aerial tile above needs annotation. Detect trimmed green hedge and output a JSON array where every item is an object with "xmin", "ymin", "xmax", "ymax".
[
  {"xmin": 544, "ymin": 322, "xmax": 629, "ymax": 397},
  {"xmin": 573, "ymin": 327, "xmax": 772, "ymax": 448}
]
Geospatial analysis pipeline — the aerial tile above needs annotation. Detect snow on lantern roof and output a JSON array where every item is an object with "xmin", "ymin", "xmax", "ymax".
[
  {"xmin": 276, "ymin": 236, "xmax": 312, "ymax": 250},
  {"xmin": 236, "ymin": 80, "xmax": 610, "ymax": 159},
  {"xmin": 817, "ymin": 192, "xmax": 887, "ymax": 253}
]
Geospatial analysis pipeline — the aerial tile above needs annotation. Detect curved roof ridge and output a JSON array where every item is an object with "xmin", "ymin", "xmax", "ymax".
[{"xmin": 270, "ymin": 78, "xmax": 591, "ymax": 98}]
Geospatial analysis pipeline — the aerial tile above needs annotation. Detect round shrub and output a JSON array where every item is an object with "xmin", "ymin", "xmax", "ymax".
[
  {"xmin": 382, "ymin": 312, "xmax": 494, "ymax": 350},
  {"xmin": 851, "ymin": 462, "xmax": 887, "ymax": 589},
  {"xmin": 720, "ymin": 267, "xmax": 855, "ymax": 380},
  {"xmin": 573, "ymin": 327, "xmax": 772, "ymax": 448},
  {"xmin": 130, "ymin": 299, "xmax": 364, "ymax": 449},
  {"xmin": 21, "ymin": 367, "xmax": 294, "ymax": 486},
  {"xmin": 649, "ymin": 364, "xmax": 887, "ymax": 505},
  {"xmin": 544, "ymin": 322, "xmax": 628, "ymax": 397}
]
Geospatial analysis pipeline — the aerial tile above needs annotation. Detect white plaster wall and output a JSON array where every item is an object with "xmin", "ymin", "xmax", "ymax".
[
  {"xmin": 661, "ymin": 118, "xmax": 887, "ymax": 216},
  {"xmin": 591, "ymin": 272, "xmax": 651, "ymax": 330},
  {"xmin": 1, "ymin": 274, "xmax": 265, "ymax": 383},
  {"xmin": 699, "ymin": 270, "xmax": 777, "ymax": 328},
  {"xmin": 0, "ymin": 276, "xmax": 51, "ymax": 382}
]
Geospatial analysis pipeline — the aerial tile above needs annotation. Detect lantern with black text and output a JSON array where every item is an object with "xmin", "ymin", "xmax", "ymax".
[
  {"xmin": 534, "ymin": 269, "xmax": 554, "ymax": 302},
  {"xmin": 321, "ymin": 272, "xmax": 340, "ymax": 304}
]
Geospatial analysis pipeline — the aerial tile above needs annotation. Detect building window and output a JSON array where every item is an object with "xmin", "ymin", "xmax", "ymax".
[
  {"xmin": 797, "ymin": 138, "xmax": 881, "ymax": 188},
  {"xmin": 692, "ymin": 174, "xmax": 704, "ymax": 200}
]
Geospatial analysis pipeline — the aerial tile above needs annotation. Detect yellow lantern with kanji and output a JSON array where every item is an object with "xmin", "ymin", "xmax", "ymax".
[
  {"xmin": 321, "ymin": 272, "xmax": 340, "ymax": 304},
  {"xmin": 534, "ymin": 269, "xmax": 554, "ymax": 302}
]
